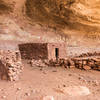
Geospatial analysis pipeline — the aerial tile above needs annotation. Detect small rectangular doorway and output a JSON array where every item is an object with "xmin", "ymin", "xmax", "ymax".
[{"xmin": 55, "ymin": 48, "xmax": 59, "ymax": 59}]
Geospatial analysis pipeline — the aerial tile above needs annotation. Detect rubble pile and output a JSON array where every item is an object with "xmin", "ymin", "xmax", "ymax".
[
  {"xmin": 0, "ymin": 50, "xmax": 23, "ymax": 81},
  {"xmin": 31, "ymin": 59, "xmax": 48, "ymax": 67},
  {"xmin": 30, "ymin": 59, "xmax": 75, "ymax": 68},
  {"xmin": 47, "ymin": 59, "xmax": 74, "ymax": 68}
]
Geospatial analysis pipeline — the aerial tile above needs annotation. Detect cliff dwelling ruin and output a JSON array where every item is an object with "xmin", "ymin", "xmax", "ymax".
[
  {"xmin": 0, "ymin": 42, "xmax": 67, "ymax": 81},
  {"xmin": 0, "ymin": 42, "xmax": 100, "ymax": 81},
  {"xmin": 19, "ymin": 43, "xmax": 67, "ymax": 60}
]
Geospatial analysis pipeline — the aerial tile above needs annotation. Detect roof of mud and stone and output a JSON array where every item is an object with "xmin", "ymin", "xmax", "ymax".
[{"xmin": 18, "ymin": 42, "xmax": 66, "ymax": 45}]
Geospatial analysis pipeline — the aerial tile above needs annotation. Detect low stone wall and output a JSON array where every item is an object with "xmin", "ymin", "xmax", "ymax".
[
  {"xmin": 73, "ymin": 57, "xmax": 100, "ymax": 70},
  {"xmin": 76, "ymin": 52, "xmax": 100, "ymax": 57},
  {"xmin": 30, "ymin": 57, "xmax": 100, "ymax": 71},
  {"xmin": 30, "ymin": 59, "xmax": 75, "ymax": 68},
  {"xmin": 0, "ymin": 50, "xmax": 23, "ymax": 81}
]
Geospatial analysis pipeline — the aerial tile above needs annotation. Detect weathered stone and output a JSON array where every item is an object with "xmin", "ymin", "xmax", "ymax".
[
  {"xmin": 63, "ymin": 86, "xmax": 90, "ymax": 96},
  {"xmin": 70, "ymin": 66, "xmax": 75, "ymax": 68},
  {"xmin": 92, "ymin": 80, "xmax": 99, "ymax": 86},
  {"xmin": 43, "ymin": 96, "xmax": 54, "ymax": 100},
  {"xmin": 78, "ymin": 76, "xmax": 84, "ymax": 80},
  {"xmin": 2, "ymin": 96, "xmax": 6, "ymax": 99},
  {"xmin": 31, "ymin": 59, "xmax": 47, "ymax": 67},
  {"xmin": 83, "ymin": 66, "xmax": 91, "ymax": 70},
  {"xmin": 68, "ymin": 74, "xmax": 72, "ymax": 76},
  {"xmin": 25, "ymin": 92, "xmax": 31, "ymax": 96},
  {"xmin": 73, "ymin": 57, "xmax": 100, "ymax": 71},
  {"xmin": 17, "ymin": 87, "xmax": 21, "ymax": 91}
]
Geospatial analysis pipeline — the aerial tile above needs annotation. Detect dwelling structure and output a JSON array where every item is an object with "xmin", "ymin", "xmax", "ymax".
[{"xmin": 18, "ymin": 42, "xmax": 67, "ymax": 60}]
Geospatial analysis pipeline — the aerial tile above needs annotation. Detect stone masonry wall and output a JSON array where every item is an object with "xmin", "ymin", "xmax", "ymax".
[
  {"xmin": 19, "ymin": 43, "xmax": 48, "ymax": 60},
  {"xmin": 47, "ymin": 43, "xmax": 67, "ymax": 60},
  {"xmin": 0, "ymin": 50, "xmax": 23, "ymax": 81}
]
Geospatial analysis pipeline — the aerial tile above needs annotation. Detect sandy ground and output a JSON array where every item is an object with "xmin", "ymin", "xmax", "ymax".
[{"xmin": 0, "ymin": 60, "xmax": 100, "ymax": 100}]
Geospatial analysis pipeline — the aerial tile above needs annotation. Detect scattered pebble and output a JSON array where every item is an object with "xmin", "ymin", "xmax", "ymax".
[
  {"xmin": 2, "ymin": 96, "xmax": 6, "ymax": 99},
  {"xmin": 52, "ymin": 70, "xmax": 57, "ymax": 72},
  {"xmin": 43, "ymin": 96, "xmax": 54, "ymax": 100},
  {"xmin": 92, "ymin": 80, "xmax": 99, "ymax": 86},
  {"xmin": 63, "ymin": 84, "xmax": 66, "ymax": 87},
  {"xmin": 25, "ymin": 92, "xmax": 31, "ymax": 96},
  {"xmin": 78, "ymin": 76, "xmax": 84, "ymax": 80},
  {"xmin": 58, "ymin": 85, "xmax": 60, "ymax": 88},
  {"xmin": 17, "ymin": 88, "xmax": 21, "ymax": 91},
  {"xmin": 0, "ymin": 89, "xmax": 3, "ymax": 92},
  {"xmin": 43, "ymin": 71, "xmax": 47, "ymax": 74},
  {"xmin": 40, "ymin": 68, "xmax": 43, "ymax": 71},
  {"xmin": 68, "ymin": 74, "xmax": 72, "ymax": 76},
  {"xmin": 31, "ymin": 89, "xmax": 36, "ymax": 93}
]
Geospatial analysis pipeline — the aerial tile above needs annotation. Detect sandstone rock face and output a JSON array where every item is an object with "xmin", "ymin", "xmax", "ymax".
[
  {"xmin": 0, "ymin": 50, "xmax": 23, "ymax": 81},
  {"xmin": 0, "ymin": 0, "xmax": 100, "ymax": 48},
  {"xmin": 25, "ymin": 0, "xmax": 100, "ymax": 32},
  {"xmin": 0, "ymin": 0, "xmax": 100, "ymax": 39}
]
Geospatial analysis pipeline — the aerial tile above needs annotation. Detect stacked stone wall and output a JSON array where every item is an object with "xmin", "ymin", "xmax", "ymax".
[
  {"xmin": 0, "ymin": 50, "xmax": 23, "ymax": 81},
  {"xmin": 19, "ymin": 43, "xmax": 48, "ymax": 60}
]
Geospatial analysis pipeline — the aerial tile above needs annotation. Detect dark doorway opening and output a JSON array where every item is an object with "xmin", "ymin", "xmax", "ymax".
[{"xmin": 55, "ymin": 48, "xmax": 59, "ymax": 59}]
